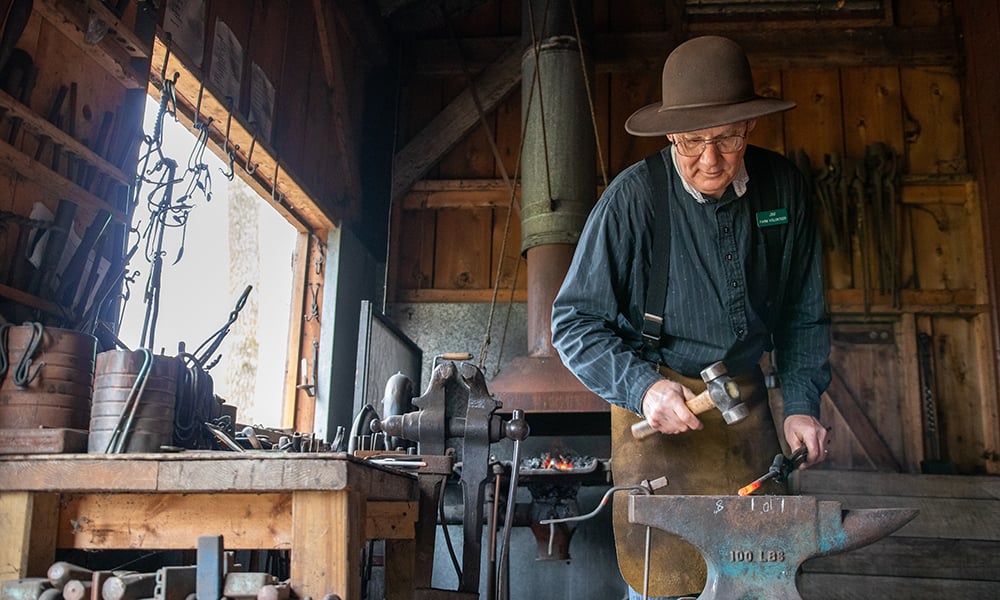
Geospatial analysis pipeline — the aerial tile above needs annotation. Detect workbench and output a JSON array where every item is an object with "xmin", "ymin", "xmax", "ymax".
[{"xmin": 0, "ymin": 453, "xmax": 419, "ymax": 600}]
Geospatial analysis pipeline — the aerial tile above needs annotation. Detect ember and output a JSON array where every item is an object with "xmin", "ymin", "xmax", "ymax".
[{"xmin": 521, "ymin": 453, "xmax": 597, "ymax": 472}]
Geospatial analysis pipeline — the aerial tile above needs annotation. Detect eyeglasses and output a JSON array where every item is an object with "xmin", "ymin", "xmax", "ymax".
[{"xmin": 671, "ymin": 132, "xmax": 747, "ymax": 157}]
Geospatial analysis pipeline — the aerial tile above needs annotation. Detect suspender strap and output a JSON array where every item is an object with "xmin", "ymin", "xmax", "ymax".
[
  {"xmin": 642, "ymin": 152, "xmax": 670, "ymax": 347},
  {"xmin": 752, "ymin": 152, "xmax": 787, "ymax": 332}
]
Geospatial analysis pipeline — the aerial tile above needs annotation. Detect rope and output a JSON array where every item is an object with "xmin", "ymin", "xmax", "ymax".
[
  {"xmin": 476, "ymin": 1, "xmax": 550, "ymax": 372},
  {"xmin": 570, "ymin": 0, "xmax": 608, "ymax": 187},
  {"xmin": 526, "ymin": 0, "xmax": 556, "ymax": 209}
]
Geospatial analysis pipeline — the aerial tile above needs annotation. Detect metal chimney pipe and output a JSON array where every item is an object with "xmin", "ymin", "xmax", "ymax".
[{"xmin": 488, "ymin": 0, "xmax": 605, "ymax": 414}]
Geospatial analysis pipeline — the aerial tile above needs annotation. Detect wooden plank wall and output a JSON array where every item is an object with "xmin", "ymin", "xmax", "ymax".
[
  {"xmin": 0, "ymin": 1, "xmax": 148, "ymax": 328},
  {"xmin": 388, "ymin": 0, "xmax": 1000, "ymax": 475},
  {"xmin": 792, "ymin": 469, "xmax": 1000, "ymax": 598}
]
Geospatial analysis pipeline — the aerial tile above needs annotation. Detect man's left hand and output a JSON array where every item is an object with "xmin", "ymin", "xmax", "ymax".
[{"xmin": 783, "ymin": 415, "xmax": 829, "ymax": 468}]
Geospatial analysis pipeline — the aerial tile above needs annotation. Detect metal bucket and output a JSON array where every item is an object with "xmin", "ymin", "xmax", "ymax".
[
  {"xmin": 88, "ymin": 350, "xmax": 182, "ymax": 453},
  {"xmin": 0, "ymin": 324, "xmax": 97, "ymax": 430}
]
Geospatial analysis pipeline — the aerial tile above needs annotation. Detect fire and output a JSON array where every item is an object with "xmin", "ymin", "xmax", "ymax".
[{"xmin": 540, "ymin": 454, "xmax": 575, "ymax": 470}]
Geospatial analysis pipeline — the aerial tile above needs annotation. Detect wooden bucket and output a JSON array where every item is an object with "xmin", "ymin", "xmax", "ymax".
[{"xmin": 0, "ymin": 324, "xmax": 97, "ymax": 430}]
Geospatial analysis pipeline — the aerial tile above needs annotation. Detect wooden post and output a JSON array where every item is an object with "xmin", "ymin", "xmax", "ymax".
[{"xmin": 0, "ymin": 492, "xmax": 59, "ymax": 581}]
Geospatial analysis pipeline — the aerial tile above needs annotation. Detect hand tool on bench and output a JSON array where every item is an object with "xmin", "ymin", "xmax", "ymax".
[
  {"xmin": 631, "ymin": 361, "xmax": 746, "ymax": 439},
  {"xmin": 737, "ymin": 446, "xmax": 808, "ymax": 496},
  {"xmin": 629, "ymin": 494, "xmax": 918, "ymax": 600}
]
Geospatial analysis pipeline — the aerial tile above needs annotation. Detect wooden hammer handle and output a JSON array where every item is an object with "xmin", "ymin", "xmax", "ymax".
[{"xmin": 631, "ymin": 389, "xmax": 715, "ymax": 439}]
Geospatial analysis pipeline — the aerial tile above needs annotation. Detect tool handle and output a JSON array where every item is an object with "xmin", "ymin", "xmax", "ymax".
[{"xmin": 631, "ymin": 389, "xmax": 714, "ymax": 439}]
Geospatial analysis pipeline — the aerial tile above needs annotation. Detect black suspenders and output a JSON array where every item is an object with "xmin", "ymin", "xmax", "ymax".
[
  {"xmin": 640, "ymin": 150, "xmax": 786, "ymax": 352},
  {"xmin": 641, "ymin": 152, "xmax": 671, "ymax": 349}
]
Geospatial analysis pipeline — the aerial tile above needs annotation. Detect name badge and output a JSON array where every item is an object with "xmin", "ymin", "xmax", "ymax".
[{"xmin": 756, "ymin": 208, "xmax": 788, "ymax": 228}]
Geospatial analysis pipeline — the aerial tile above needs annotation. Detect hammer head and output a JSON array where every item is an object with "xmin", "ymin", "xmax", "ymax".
[{"xmin": 699, "ymin": 361, "xmax": 748, "ymax": 424}]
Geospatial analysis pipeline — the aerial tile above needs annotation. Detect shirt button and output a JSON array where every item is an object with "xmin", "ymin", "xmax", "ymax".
[
  {"xmin": 723, "ymin": 226, "xmax": 730, "ymax": 234},
  {"xmin": 726, "ymin": 253, "xmax": 733, "ymax": 261},
  {"xmin": 737, "ymin": 328, "xmax": 745, "ymax": 336},
  {"xmin": 731, "ymin": 280, "xmax": 738, "ymax": 288}
]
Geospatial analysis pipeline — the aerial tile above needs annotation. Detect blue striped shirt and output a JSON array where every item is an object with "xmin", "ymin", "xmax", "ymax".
[{"xmin": 551, "ymin": 145, "xmax": 830, "ymax": 419}]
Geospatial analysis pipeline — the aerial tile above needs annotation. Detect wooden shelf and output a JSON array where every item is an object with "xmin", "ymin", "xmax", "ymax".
[
  {"xmin": 0, "ymin": 282, "xmax": 68, "ymax": 319},
  {"xmin": 34, "ymin": 0, "xmax": 149, "ymax": 89},
  {"xmin": 826, "ymin": 288, "xmax": 987, "ymax": 315},
  {"xmin": 0, "ymin": 89, "xmax": 131, "ymax": 190},
  {"xmin": 0, "ymin": 138, "xmax": 126, "ymax": 223}
]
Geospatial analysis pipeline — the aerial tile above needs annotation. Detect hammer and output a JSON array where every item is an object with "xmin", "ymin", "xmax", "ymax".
[{"xmin": 631, "ymin": 361, "xmax": 747, "ymax": 439}]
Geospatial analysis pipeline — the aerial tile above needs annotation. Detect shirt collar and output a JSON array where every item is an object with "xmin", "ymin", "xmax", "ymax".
[{"xmin": 670, "ymin": 145, "xmax": 749, "ymax": 203}]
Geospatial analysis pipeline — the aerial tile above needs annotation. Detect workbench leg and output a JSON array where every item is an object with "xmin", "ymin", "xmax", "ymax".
[
  {"xmin": 384, "ymin": 539, "xmax": 416, "ymax": 600},
  {"xmin": 0, "ymin": 492, "xmax": 59, "ymax": 581},
  {"xmin": 291, "ymin": 490, "xmax": 364, "ymax": 600}
]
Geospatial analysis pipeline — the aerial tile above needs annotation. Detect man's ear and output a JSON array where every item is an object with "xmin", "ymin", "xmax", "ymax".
[{"xmin": 746, "ymin": 119, "xmax": 757, "ymax": 133}]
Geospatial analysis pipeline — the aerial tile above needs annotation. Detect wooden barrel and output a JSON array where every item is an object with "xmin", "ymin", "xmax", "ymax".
[
  {"xmin": 0, "ymin": 324, "xmax": 97, "ymax": 430},
  {"xmin": 88, "ymin": 350, "xmax": 182, "ymax": 453}
]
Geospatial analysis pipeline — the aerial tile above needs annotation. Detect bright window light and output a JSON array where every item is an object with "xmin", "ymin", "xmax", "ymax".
[{"xmin": 117, "ymin": 95, "xmax": 297, "ymax": 428}]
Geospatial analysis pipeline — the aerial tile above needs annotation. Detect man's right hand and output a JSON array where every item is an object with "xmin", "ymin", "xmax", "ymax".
[{"xmin": 641, "ymin": 378, "xmax": 704, "ymax": 434}]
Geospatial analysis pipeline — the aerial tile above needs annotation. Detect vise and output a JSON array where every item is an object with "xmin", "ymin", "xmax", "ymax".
[
  {"xmin": 628, "ymin": 494, "xmax": 918, "ymax": 600},
  {"xmin": 373, "ymin": 360, "xmax": 529, "ymax": 598}
]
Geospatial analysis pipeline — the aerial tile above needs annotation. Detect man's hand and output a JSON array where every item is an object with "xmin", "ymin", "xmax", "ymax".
[
  {"xmin": 783, "ymin": 414, "xmax": 829, "ymax": 468},
  {"xmin": 641, "ymin": 378, "xmax": 703, "ymax": 434}
]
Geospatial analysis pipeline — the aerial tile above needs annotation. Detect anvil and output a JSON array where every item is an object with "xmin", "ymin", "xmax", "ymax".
[{"xmin": 629, "ymin": 495, "xmax": 918, "ymax": 600}]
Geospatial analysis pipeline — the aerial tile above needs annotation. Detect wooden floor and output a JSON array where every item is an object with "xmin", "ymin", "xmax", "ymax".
[{"xmin": 791, "ymin": 469, "xmax": 1000, "ymax": 598}]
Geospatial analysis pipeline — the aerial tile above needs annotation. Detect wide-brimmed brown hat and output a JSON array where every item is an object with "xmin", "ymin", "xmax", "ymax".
[{"xmin": 625, "ymin": 36, "xmax": 795, "ymax": 136}]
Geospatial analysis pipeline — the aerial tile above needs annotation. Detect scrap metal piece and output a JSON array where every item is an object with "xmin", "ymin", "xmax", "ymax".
[
  {"xmin": 629, "ymin": 495, "xmax": 918, "ymax": 600},
  {"xmin": 222, "ymin": 573, "xmax": 279, "ymax": 600},
  {"xmin": 196, "ymin": 536, "xmax": 224, "ymax": 600},
  {"xmin": 153, "ymin": 566, "xmax": 196, "ymax": 600},
  {"xmin": 1, "ymin": 579, "xmax": 52, "ymax": 600}
]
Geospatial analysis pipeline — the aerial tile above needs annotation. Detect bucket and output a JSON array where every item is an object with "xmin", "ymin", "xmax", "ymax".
[
  {"xmin": 88, "ymin": 350, "xmax": 182, "ymax": 453},
  {"xmin": 0, "ymin": 324, "xmax": 97, "ymax": 430}
]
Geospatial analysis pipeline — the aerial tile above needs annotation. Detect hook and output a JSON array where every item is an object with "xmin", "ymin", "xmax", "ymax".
[
  {"xmin": 159, "ymin": 32, "xmax": 173, "ymax": 84},
  {"xmin": 220, "ymin": 96, "xmax": 237, "ymax": 180},
  {"xmin": 245, "ymin": 123, "xmax": 259, "ymax": 175},
  {"xmin": 222, "ymin": 144, "xmax": 238, "ymax": 181},
  {"xmin": 193, "ymin": 79, "xmax": 205, "ymax": 127},
  {"xmin": 222, "ymin": 95, "xmax": 234, "ymax": 152}
]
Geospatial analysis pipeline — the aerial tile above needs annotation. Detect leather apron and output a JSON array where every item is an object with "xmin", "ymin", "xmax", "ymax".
[{"xmin": 611, "ymin": 364, "xmax": 782, "ymax": 597}]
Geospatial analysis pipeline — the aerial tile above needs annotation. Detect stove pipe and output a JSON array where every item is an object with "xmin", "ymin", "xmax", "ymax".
[{"xmin": 488, "ymin": 0, "xmax": 606, "ymax": 414}]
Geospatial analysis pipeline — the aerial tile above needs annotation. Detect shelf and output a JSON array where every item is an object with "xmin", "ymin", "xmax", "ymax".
[
  {"xmin": 0, "ymin": 138, "xmax": 127, "ymax": 223},
  {"xmin": 0, "ymin": 282, "xmax": 68, "ymax": 319},
  {"xmin": 34, "ymin": 0, "xmax": 149, "ymax": 89},
  {"xmin": 826, "ymin": 288, "xmax": 987, "ymax": 315},
  {"xmin": 0, "ymin": 89, "xmax": 131, "ymax": 188}
]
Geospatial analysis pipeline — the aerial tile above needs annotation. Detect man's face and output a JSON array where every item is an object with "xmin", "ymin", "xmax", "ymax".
[{"xmin": 667, "ymin": 120, "xmax": 755, "ymax": 199}]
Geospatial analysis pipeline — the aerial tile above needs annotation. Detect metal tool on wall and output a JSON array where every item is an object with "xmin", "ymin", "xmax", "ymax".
[{"xmin": 916, "ymin": 332, "xmax": 956, "ymax": 474}]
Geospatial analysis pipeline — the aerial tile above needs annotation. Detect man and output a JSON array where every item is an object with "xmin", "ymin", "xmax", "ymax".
[{"xmin": 551, "ymin": 36, "xmax": 831, "ymax": 599}]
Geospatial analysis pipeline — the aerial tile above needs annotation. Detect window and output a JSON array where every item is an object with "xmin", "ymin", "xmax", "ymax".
[{"xmin": 117, "ymin": 96, "xmax": 297, "ymax": 427}]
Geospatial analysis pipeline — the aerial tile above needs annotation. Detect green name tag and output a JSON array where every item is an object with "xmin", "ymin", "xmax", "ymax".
[{"xmin": 756, "ymin": 208, "xmax": 788, "ymax": 227}]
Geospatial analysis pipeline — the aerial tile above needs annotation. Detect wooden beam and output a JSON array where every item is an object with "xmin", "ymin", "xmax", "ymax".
[
  {"xmin": 312, "ymin": 0, "xmax": 362, "ymax": 214},
  {"xmin": 335, "ymin": 0, "xmax": 391, "ymax": 66},
  {"xmin": 409, "ymin": 26, "xmax": 960, "ymax": 76},
  {"xmin": 953, "ymin": 0, "xmax": 1000, "ymax": 475},
  {"xmin": 0, "ymin": 492, "xmax": 58, "ymax": 580},
  {"xmin": 391, "ymin": 40, "xmax": 522, "ymax": 202},
  {"xmin": 149, "ymin": 34, "xmax": 335, "ymax": 233}
]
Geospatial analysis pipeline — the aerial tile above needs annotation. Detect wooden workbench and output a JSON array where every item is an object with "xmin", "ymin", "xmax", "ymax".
[{"xmin": 0, "ymin": 452, "xmax": 419, "ymax": 599}]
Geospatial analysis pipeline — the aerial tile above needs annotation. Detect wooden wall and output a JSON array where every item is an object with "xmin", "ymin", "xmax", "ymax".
[
  {"xmin": 0, "ymin": 0, "xmax": 151, "ymax": 330},
  {"xmin": 387, "ymin": 0, "xmax": 1000, "ymax": 475}
]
